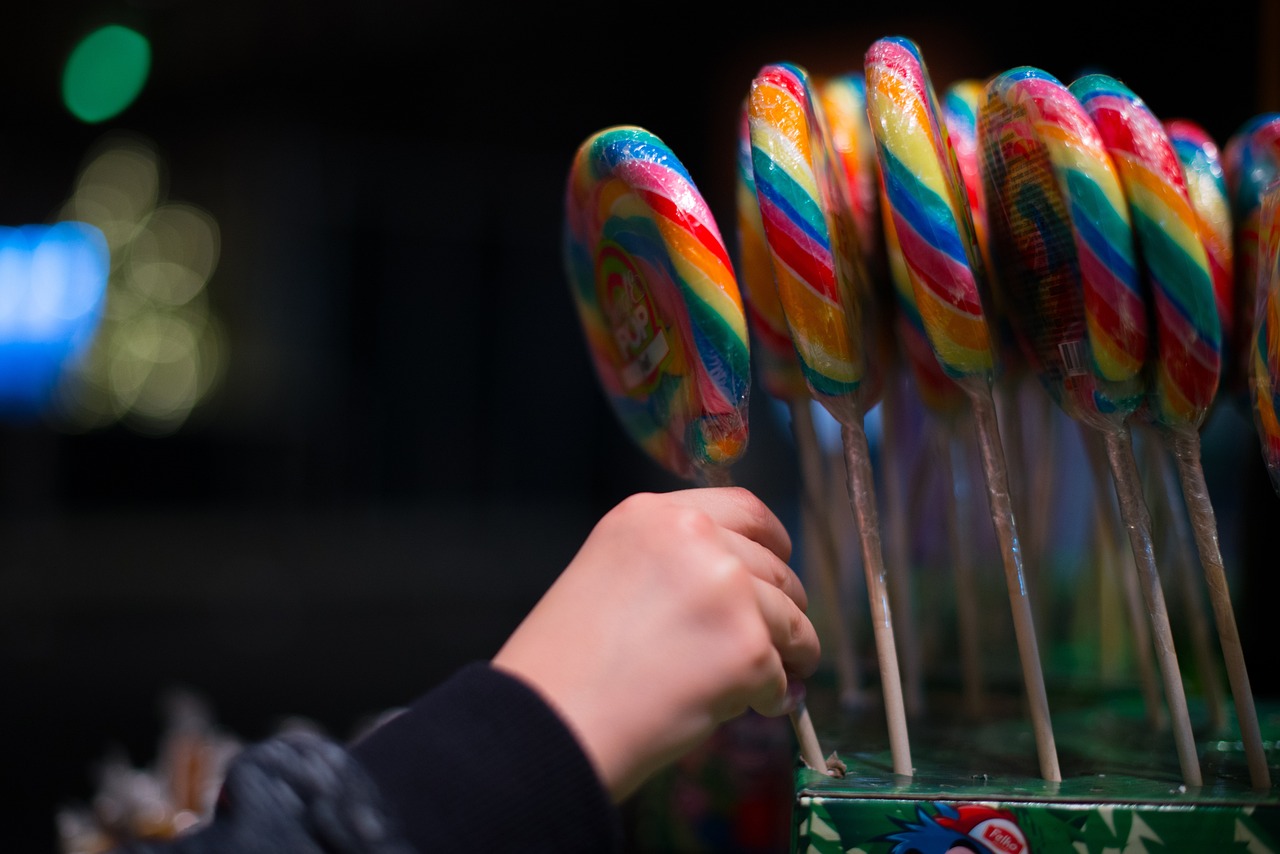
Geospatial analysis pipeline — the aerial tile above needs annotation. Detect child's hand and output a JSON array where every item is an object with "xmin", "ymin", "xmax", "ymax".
[{"xmin": 492, "ymin": 487, "xmax": 819, "ymax": 802}]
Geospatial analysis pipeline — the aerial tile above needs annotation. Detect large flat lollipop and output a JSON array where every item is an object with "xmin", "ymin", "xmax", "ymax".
[
  {"xmin": 747, "ymin": 61, "xmax": 913, "ymax": 777},
  {"xmin": 864, "ymin": 36, "xmax": 1060, "ymax": 782},
  {"xmin": 977, "ymin": 66, "xmax": 1199, "ymax": 786},
  {"xmin": 562, "ymin": 124, "xmax": 830, "ymax": 774},
  {"xmin": 1073, "ymin": 74, "xmax": 1269, "ymax": 790},
  {"xmin": 563, "ymin": 125, "xmax": 749, "ymax": 484},
  {"xmin": 735, "ymin": 100, "xmax": 866, "ymax": 713}
]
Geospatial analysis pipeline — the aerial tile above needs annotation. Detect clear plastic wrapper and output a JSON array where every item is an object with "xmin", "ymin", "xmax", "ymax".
[
  {"xmin": 1072, "ymin": 74, "xmax": 1221, "ymax": 431},
  {"xmin": 562, "ymin": 125, "xmax": 750, "ymax": 483}
]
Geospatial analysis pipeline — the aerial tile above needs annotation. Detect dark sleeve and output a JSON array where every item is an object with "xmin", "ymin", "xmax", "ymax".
[
  {"xmin": 111, "ymin": 730, "xmax": 416, "ymax": 854},
  {"xmin": 349, "ymin": 660, "xmax": 624, "ymax": 853}
]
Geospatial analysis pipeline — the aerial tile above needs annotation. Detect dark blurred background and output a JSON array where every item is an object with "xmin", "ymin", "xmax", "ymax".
[{"xmin": 2, "ymin": 1, "xmax": 1278, "ymax": 851}]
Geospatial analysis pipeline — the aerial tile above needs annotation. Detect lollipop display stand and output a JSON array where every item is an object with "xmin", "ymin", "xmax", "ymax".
[
  {"xmin": 790, "ymin": 676, "xmax": 1278, "ymax": 853},
  {"xmin": 561, "ymin": 31, "xmax": 1280, "ymax": 851}
]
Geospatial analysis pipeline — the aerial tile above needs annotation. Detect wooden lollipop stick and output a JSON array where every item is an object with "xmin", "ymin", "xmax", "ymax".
[
  {"xmin": 1165, "ymin": 429, "xmax": 1270, "ymax": 790},
  {"xmin": 1081, "ymin": 426, "xmax": 1164, "ymax": 731},
  {"xmin": 791, "ymin": 400, "xmax": 864, "ymax": 711},
  {"xmin": 969, "ymin": 389, "xmax": 1061, "ymax": 782},
  {"xmin": 790, "ymin": 699, "xmax": 829, "ymax": 775},
  {"xmin": 699, "ymin": 464, "xmax": 832, "ymax": 776},
  {"xmin": 840, "ymin": 419, "xmax": 913, "ymax": 777},
  {"xmin": 1102, "ymin": 427, "xmax": 1202, "ymax": 788},
  {"xmin": 1142, "ymin": 433, "xmax": 1226, "ymax": 733}
]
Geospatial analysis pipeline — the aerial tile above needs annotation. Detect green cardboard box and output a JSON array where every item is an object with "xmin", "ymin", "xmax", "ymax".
[{"xmin": 792, "ymin": 694, "xmax": 1279, "ymax": 853}]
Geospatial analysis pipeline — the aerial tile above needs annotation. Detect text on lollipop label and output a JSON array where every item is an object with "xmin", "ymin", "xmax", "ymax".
[{"xmin": 597, "ymin": 243, "xmax": 670, "ymax": 392}]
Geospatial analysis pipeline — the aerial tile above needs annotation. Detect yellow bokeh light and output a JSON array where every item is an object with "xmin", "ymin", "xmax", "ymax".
[{"xmin": 48, "ymin": 132, "xmax": 225, "ymax": 436}]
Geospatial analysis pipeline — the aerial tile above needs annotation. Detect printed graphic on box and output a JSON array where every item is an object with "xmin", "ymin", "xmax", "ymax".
[{"xmin": 794, "ymin": 796, "xmax": 1280, "ymax": 853}]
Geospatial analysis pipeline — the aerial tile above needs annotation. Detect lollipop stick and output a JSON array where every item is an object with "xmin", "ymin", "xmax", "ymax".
[
  {"xmin": 1081, "ymin": 426, "xmax": 1164, "ymax": 730},
  {"xmin": 941, "ymin": 421, "xmax": 986, "ymax": 719},
  {"xmin": 878, "ymin": 375, "xmax": 925, "ymax": 719},
  {"xmin": 791, "ymin": 399, "xmax": 864, "ymax": 710},
  {"xmin": 1165, "ymin": 429, "xmax": 1270, "ymax": 790},
  {"xmin": 968, "ymin": 389, "xmax": 1060, "ymax": 781},
  {"xmin": 1142, "ymin": 433, "xmax": 1226, "ymax": 733},
  {"xmin": 839, "ymin": 419, "xmax": 913, "ymax": 777},
  {"xmin": 697, "ymin": 463, "xmax": 831, "ymax": 776},
  {"xmin": 1101, "ymin": 427, "xmax": 1202, "ymax": 787}
]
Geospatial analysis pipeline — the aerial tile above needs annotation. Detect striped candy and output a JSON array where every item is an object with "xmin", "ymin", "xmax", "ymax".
[
  {"xmin": 747, "ymin": 61, "xmax": 871, "ymax": 425},
  {"xmin": 1072, "ymin": 73, "xmax": 1221, "ymax": 429},
  {"xmin": 1166, "ymin": 118, "xmax": 1235, "ymax": 360},
  {"xmin": 978, "ymin": 67, "xmax": 1144, "ymax": 427},
  {"xmin": 880, "ymin": 176, "xmax": 967, "ymax": 417},
  {"xmin": 865, "ymin": 36, "xmax": 995, "ymax": 386},
  {"xmin": 735, "ymin": 102, "xmax": 809, "ymax": 403},
  {"xmin": 563, "ymin": 125, "xmax": 750, "ymax": 480}
]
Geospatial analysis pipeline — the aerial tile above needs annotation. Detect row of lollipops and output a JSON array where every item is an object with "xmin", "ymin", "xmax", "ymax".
[{"xmin": 562, "ymin": 35, "xmax": 1277, "ymax": 791}]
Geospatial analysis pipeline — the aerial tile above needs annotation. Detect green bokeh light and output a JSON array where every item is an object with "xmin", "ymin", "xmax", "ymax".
[{"xmin": 62, "ymin": 25, "xmax": 151, "ymax": 123}]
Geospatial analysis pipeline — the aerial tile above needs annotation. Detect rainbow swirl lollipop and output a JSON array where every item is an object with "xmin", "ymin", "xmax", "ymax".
[
  {"xmin": 563, "ymin": 125, "xmax": 750, "ymax": 484},
  {"xmin": 1072, "ymin": 73, "xmax": 1221, "ymax": 429},
  {"xmin": 736, "ymin": 99, "xmax": 865, "ymax": 712},
  {"xmin": 980, "ymin": 67, "xmax": 1201, "ymax": 787},
  {"xmin": 1166, "ymin": 119, "xmax": 1235, "ymax": 360},
  {"xmin": 866, "ymin": 38, "xmax": 1059, "ymax": 782},
  {"xmin": 865, "ymin": 39, "xmax": 994, "ymax": 387},
  {"xmin": 565, "ymin": 123, "xmax": 834, "ymax": 775},
  {"xmin": 979, "ymin": 67, "xmax": 1146, "ymax": 429},
  {"xmin": 748, "ymin": 62, "xmax": 871, "ymax": 425},
  {"xmin": 1225, "ymin": 113, "xmax": 1280, "ymax": 397},
  {"xmin": 749, "ymin": 60, "xmax": 912, "ymax": 777},
  {"xmin": 1073, "ymin": 75, "xmax": 1275, "ymax": 789},
  {"xmin": 1253, "ymin": 183, "xmax": 1280, "ymax": 495},
  {"xmin": 735, "ymin": 104, "xmax": 808, "ymax": 404},
  {"xmin": 1076, "ymin": 87, "xmax": 1226, "ymax": 722}
]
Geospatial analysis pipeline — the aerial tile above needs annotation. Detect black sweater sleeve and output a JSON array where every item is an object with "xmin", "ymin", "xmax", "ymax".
[
  {"xmin": 111, "ymin": 662, "xmax": 623, "ymax": 854},
  {"xmin": 349, "ymin": 661, "xmax": 624, "ymax": 853}
]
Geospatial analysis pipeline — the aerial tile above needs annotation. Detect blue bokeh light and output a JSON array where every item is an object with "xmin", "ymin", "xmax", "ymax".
[{"xmin": 0, "ymin": 222, "xmax": 110, "ymax": 418}]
